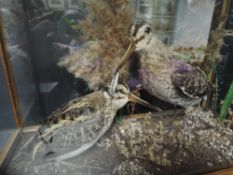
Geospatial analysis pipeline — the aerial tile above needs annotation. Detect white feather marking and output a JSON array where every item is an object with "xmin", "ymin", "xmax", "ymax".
[
  {"xmin": 110, "ymin": 72, "xmax": 119, "ymax": 96},
  {"xmin": 180, "ymin": 86, "xmax": 199, "ymax": 99}
]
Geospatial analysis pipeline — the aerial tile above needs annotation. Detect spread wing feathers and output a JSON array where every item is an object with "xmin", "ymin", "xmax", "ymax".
[
  {"xmin": 171, "ymin": 66, "xmax": 208, "ymax": 99},
  {"xmin": 13, "ymin": 91, "xmax": 107, "ymax": 161}
]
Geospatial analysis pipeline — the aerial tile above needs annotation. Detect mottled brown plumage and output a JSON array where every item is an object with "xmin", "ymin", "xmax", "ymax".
[
  {"xmin": 14, "ymin": 84, "xmax": 155, "ymax": 161},
  {"xmin": 113, "ymin": 21, "xmax": 208, "ymax": 107}
]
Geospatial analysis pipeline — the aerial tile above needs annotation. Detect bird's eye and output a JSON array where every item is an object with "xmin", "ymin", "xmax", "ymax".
[
  {"xmin": 145, "ymin": 27, "xmax": 151, "ymax": 33},
  {"xmin": 116, "ymin": 89, "xmax": 124, "ymax": 94}
]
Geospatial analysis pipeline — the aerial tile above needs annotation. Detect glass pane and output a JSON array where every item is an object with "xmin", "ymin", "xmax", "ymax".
[
  {"xmin": 2, "ymin": 0, "xmax": 233, "ymax": 175},
  {"xmin": 0, "ymin": 1, "xmax": 40, "ymax": 125},
  {"xmin": 0, "ymin": 59, "xmax": 16, "ymax": 152}
]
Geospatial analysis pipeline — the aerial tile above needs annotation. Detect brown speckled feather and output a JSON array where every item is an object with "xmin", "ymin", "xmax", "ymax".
[
  {"xmin": 39, "ymin": 91, "xmax": 107, "ymax": 144},
  {"xmin": 129, "ymin": 21, "xmax": 208, "ymax": 107}
]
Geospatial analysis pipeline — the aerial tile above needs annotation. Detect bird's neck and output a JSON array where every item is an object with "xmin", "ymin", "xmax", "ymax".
[
  {"xmin": 102, "ymin": 91, "xmax": 124, "ymax": 113},
  {"xmin": 140, "ymin": 37, "xmax": 169, "ymax": 69}
]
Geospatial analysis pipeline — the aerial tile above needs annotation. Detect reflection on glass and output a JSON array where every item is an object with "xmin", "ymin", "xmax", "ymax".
[
  {"xmin": 0, "ymin": 60, "xmax": 17, "ymax": 152},
  {"xmin": 1, "ymin": 1, "xmax": 226, "ymax": 175}
]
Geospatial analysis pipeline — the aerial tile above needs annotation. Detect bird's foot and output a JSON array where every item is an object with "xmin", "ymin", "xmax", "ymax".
[{"xmin": 127, "ymin": 84, "xmax": 142, "ymax": 114}]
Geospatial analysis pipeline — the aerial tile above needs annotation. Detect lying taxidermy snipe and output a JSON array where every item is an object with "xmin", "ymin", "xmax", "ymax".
[{"xmin": 14, "ymin": 84, "xmax": 157, "ymax": 161}]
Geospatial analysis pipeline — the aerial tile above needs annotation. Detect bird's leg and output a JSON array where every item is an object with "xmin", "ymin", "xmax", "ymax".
[
  {"xmin": 13, "ymin": 133, "xmax": 47, "ymax": 161},
  {"xmin": 128, "ymin": 86, "xmax": 163, "ymax": 112},
  {"xmin": 201, "ymin": 95, "xmax": 208, "ymax": 109},
  {"xmin": 12, "ymin": 125, "xmax": 57, "ymax": 162},
  {"xmin": 30, "ymin": 127, "xmax": 65, "ymax": 160},
  {"xmin": 126, "ymin": 112, "xmax": 152, "ymax": 120},
  {"xmin": 31, "ymin": 142, "xmax": 43, "ymax": 160},
  {"xmin": 127, "ymin": 84, "xmax": 142, "ymax": 114}
]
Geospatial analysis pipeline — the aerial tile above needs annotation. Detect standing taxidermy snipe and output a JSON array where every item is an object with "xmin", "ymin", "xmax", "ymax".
[
  {"xmin": 112, "ymin": 21, "xmax": 208, "ymax": 107},
  {"xmin": 14, "ymin": 84, "xmax": 155, "ymax": 162}
]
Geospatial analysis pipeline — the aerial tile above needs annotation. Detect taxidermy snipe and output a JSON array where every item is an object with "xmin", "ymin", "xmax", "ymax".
[
  {"xmin": 112, "ymin": 21, "xmax": 208, "ymax": 107},
  {"xmin": 14, "ymin": 84, "xmax": 156, "ymax": 162}
]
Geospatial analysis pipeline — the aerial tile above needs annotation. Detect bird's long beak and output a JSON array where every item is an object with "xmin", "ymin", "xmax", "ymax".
[
  {"xmin": 110, "ymin": 41, "xmax": 136, "ymax": 96},
  {"xmin": 114, "ymin": 40, "xmax": 136, "ymax": 75},
  {"xmin": 128, "ymin": 93, "xmax": 162, "ymax": 111}
]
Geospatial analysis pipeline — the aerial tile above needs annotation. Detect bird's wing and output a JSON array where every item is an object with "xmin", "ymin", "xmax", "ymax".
[
  {"xmin": 12, "ymin": 92, "xmax": 103, "ymax": 161},
  {"xmin": 12, "ymin": 91, "xmax": 111, "ymax": 162},
  {"xmin": 39, "ymin": 91, "xmax": 104, "ymax": 144},
  {"xmin": 50, "ymin": 109, "xmax": 114, "ymax": 161},
  {"xmin": 170, "ymin": 59, "xmax": 208, "ymax": 99}
]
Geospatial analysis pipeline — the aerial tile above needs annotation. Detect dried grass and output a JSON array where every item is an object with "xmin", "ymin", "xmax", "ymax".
[
  {"xmin": 204, "ymin": 17, "xmax": 233, "ymax": 72},
  {"xmin": 58, "ymin": 0, "xmax": 134, "ymax": 90},
  {"xmin": 202, "ymin": 17, "xmax": 233, "ymax": 110}
]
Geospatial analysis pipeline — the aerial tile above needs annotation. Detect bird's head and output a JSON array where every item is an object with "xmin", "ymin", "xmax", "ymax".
[
  {"xmin": 112, "ymin": 21, "xmax": 152, "ymax": 78},
  {"xmin": 111, "ymin": 21, "xmax": 153, "ymax": 89},
  {"xmin": 110, "ymin": 21, "xmax": 153, "ymax": 96},
  {"xmin": 104, "ymin": 84, "xmax": 155, "ymax": 111},
  {"xmin": 128, "ymin": 21, "xmax": 152, "ymax": 51}
]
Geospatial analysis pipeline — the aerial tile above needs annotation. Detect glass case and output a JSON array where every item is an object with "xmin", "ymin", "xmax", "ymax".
[
  {"xmin": 0, "ymin": 0, "xmax": 233, "ymax": 175},
  {"xmin": 0, "ymin": 52, "xmax": 17, "ymax": 163}
]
